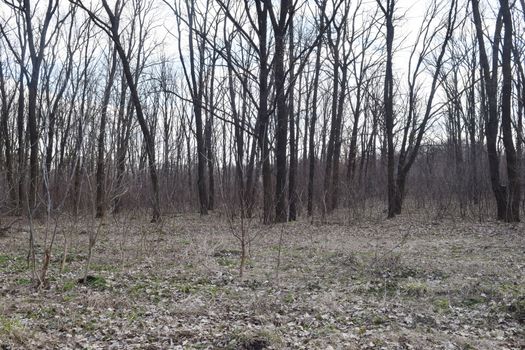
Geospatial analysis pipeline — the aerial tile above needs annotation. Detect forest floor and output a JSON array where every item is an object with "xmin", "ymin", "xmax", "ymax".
[{"xmin": 0, "ymin": 210, "xmax": 524, "ymax": 349}]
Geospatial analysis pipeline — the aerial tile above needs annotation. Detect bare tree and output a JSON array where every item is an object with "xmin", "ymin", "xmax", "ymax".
[
  {"xmin": 95, "ymin": 41, "xmax": 118, "ymax": 218},
  {"xmin": 72, "ymin": 0, "xmax": 161, "ymax": 222},
  {"xmin": 270, "ymin": 0, "xmax": 293, "ymax": 223},
  {"xmin": 375, "ymin": 0, "xmax": 396, "ymax": 218},
  {"xmin": 499, "ymin": 0, "xmax": 520, "ymax": 221},
  {"xmin": 471, "ymin": 0, "xmax": 520, "ymax": 222},
  {"xmin": 3, "ymin": 0, "xmax": 62, "ymax": 212},
  {"xmin": 166, "ymin": 0, "xmax": 213, "ymax": 215},
  {"xmin": 392, "ymin": 0, "xmax": 457, "ymax": 215},
  {"xmin": 308, "ymin": 0, "xmax": 327, "ymax": 218}
]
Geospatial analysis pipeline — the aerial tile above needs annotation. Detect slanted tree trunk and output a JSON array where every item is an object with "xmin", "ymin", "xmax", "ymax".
[{"xmin": 89, "ymin": 0, "xmax": 162, "ymax": 222}]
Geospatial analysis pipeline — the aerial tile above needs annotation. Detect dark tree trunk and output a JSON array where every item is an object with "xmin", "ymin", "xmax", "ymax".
[
  {"xmin": 331, "ymin": 63, "xmax": 348, "ymax": 211},
  {"xmin": 467, "ymin": 50, "xmax": 479, "ymax": 203},
  {"xmin": 204, "ymin": 61, "xmax": 216, "ymax": 211},
  {"xmin": 245, "ymin": 2, "xmax": 272, "ymax": 223},
  {"xmin": 194, "ymin": 105, "xmax": 209, "ymax": 215},
  {"xmin": 288, "ymin": 15, "xmax": 298, "ymax": 221},
  {"xmin": 16, "ymin": 69, "xmax": 25, "ymax": 215},
  {"xmin": 273, "ymin": 0, "xmax": 290, "ymax": 223},
  {"xmin": 381, "ymin": 0, "xmax": 397, "ymax": 218},
  {"xmin": 347, "ymin": 70, "xmax": 364, "ymax": 183},
  {"xmin": 73, "ymin": 121, "xmax": 83, "ymax": 217},
  {"xmin": 113, "ymin": 77, "xmax": 131, "ymax": 214},
  {"xmin": 323, "ymin": 49, "xmax": 339, "ymax": 216},
  {"xmin": 205, "ymin": 118, "xmax": 215, "ymax": 211},
  {"xmin": 500, "ymin": 0, "xmax": 520, "ymax": 222},
  {"xmin": 27, "ymin": 75, "xmax": 41, "ymax": 211}
]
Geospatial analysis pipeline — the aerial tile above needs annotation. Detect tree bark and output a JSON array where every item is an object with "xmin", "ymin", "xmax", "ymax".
[
  {"xmin": 376, "ymin": 0, "xmax": 396, "ymax": 218},
  {"xmin": 500, "ymin": 0, "xmax": 520, "ymax": 221},
  {"xmin": 288, "ymin": 14, "xmax": 298, "ymax": 221},
  {"xmin": 273, "ymin": 0, "xmax": 291, "ymax": 223}
]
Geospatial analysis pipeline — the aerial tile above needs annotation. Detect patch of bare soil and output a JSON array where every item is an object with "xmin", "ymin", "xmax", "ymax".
[{"xmin": 0, "ymin": 213, "xmax": 523, "ymax": 349}]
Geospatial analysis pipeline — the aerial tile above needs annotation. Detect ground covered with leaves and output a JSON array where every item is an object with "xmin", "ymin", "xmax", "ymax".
[{"xmin": 0, "ymin": 211, "xmax": 524, "ymax": 349}]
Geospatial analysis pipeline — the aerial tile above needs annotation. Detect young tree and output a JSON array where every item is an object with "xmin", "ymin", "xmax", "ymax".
[{"xmin": 167, "ymin": 0, "xmax": 213, "ymax": 215}]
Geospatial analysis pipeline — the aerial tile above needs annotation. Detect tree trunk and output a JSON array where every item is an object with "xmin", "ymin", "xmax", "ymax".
[
  {"xmin": 288, "ymin": 15, "xmax": 298, "ymax": 221},
  {"xmin": 383, "ymin": 1, "xmax": 396, "ymax": 218},
  {"xmin": 16, "ymin": 70, "xmax": 25, "ymax": 215},
  {"xmin": 113, "ymin": 77, "xmax": 131, "ymax": 214},
  {"xmin": 245, "ymin": 2, "xmax": 272, "ymax": 223},
  {"xmin": 331, "ymin": 63, "xmax": 348, "ymax": 211},
  {"xmin": 323, "ymin": 49, "xmax": 339, "ymax": 216},
  {"xmin": 273, "ymin": 3, "xmax": 289, "ymax": 223},
  {"xmin": 204, "ymin": 73, "xmax": 215, "ymax": 211},
  {"xmin": 500, "ymin": 0, "xmax": 520, "ymax": 222}
]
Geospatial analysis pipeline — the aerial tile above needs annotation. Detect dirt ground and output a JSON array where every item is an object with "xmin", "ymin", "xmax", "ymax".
[{"xmin": 0, "ymin": 211, "xmax": 524, "ymax": 349}]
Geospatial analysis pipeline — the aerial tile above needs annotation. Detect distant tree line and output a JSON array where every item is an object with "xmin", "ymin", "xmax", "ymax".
[{"xmin": 0, "ymin": 0, "xmax": 523, "ymax": 223}]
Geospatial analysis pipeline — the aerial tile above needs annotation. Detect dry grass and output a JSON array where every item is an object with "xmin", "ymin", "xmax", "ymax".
[{"xmin": 0, "ymin": 210, "xmax": 524, "ymax": 349}]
